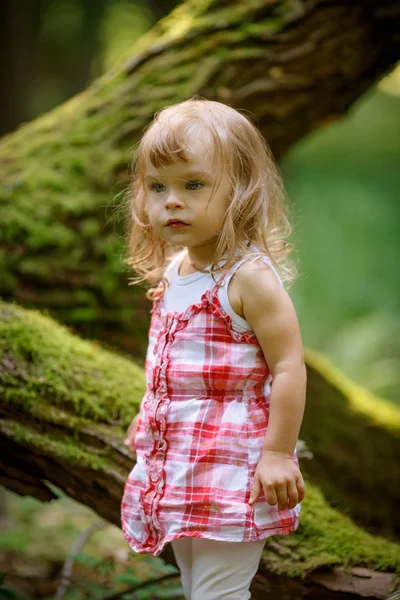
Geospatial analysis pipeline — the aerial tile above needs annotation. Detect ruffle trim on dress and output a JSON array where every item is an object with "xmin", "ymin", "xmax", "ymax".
[
  {"xmin": 204, "ymin": 287, "xmax": 260, "ymax": 346},
  {"xmin": 139, "ymin": 314, "xmax": 182, "ymax": 549},
  {"xmin": 151, "ymin": 283, "xmax": 260, "ymax": 345}
]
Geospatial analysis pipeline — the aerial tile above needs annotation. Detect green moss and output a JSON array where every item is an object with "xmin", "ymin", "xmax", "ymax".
[
  {"xmin": 230, "ymin": 47, "xmax": 267, "ymax": 60},
  {"xmin": 305, "ymin": 348, "xmax": 400, "ymax": 433},
  {"xmin": 0, "ymin": 301, "xmax": 145, "ymax": 427},
  {"xmin": 242, "ymin": 18, "xmax": 282, "ymax": 37},
  {"xmin": 299, "ymin": 347, "xmax": 400, "ymax": 540},
  {"xmin": 263, "ymin": 483, "xmax": 400, "ymax": 584},
  {"xmin": 8, "ymin": 421, "xmax": 109, "ymax": 472}
]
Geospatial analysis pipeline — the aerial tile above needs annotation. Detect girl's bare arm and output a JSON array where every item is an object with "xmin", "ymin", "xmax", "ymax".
[{"xmin": 238, "ymin": 260, "xmax": 307, "ymax": 509}]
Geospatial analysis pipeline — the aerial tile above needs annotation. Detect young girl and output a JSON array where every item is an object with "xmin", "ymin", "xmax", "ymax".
[{"xmin": 121, "ymin": 97, "xmax": 306, "ymax": 600}]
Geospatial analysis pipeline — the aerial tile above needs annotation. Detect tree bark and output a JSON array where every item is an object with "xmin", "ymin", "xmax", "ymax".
[
  {"xmin": 1, "ymin": 301, "xmax": 400, "ymax": 600},
  {"xmin": 1, "ymin": 0, "xmax": 400, "ymax": 359},
  {"xmin": 302, "ymin": 349, "xmax": 400, "ymax": 542}
]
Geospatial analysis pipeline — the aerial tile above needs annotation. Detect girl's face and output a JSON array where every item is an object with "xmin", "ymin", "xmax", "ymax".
[{"xmin": 144, "ymin": 135, "xmax": 231, "ymax": 261}]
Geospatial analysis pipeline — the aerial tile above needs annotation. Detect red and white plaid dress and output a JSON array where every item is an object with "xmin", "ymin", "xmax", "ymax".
[{"xmin": 121, "ymin": 253, "xmax": 301, "ymax": 556}]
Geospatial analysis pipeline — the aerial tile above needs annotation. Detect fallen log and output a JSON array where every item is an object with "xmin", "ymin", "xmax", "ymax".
[{"xmin": 1, "ymin": 300, "xmax": 399, "ymax": 599}]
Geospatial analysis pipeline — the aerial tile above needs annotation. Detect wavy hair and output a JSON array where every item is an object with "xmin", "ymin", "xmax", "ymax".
[{"xmin": 123, "ymin": 97, "xmax": 297, "ymax": 300}]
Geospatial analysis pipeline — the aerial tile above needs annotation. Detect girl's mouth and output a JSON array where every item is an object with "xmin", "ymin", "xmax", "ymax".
[{"xmin": 167, "ymin": 222, "xmax": 189, "ymax": 228}]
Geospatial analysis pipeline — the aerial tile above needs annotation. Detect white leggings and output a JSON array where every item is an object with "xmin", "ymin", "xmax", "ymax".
[{"xmin": 170, "ymin": 537, "xmax": 266, "ymax": 600}]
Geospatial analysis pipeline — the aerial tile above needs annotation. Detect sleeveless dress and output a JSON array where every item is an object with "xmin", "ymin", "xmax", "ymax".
[{"xmin": 121, "ymin": 249, "xmax": 301, "ymax": 557}]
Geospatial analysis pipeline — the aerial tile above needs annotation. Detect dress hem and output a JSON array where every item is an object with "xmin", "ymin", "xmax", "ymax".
[{"xmin": 122, "ymin": 518, "xmax": 299, "ymax": 557}]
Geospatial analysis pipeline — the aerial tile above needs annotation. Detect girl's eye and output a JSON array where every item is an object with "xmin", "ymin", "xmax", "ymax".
[
  {"xmin": 186, "ymin": 181, "xmax": 203, "ymax": 191},
  {"xmin": 150, "ymin": 182, "xmax": 166, "ymax": 193}
]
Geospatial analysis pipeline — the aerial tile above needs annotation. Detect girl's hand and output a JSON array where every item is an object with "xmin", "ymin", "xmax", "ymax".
[
  {"xmin": 248, "ymin": 450, "xmax": 305, "ymax": 510},
  {"xmin": 124, "ymin": 414, "xmax": 139, "ymax": 453}
]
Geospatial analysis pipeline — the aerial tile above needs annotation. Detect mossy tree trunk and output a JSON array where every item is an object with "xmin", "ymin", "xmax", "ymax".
[
  {"xmin": 1, "ymin": 302, "xmax": 400, "ymax": 599},
  {"xmin": 1, "ymin": 0, "xmax": 399, "ymax": 359}
]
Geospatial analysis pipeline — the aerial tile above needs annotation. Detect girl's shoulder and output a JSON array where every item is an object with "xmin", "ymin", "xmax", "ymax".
[
  {"xmin": 234, "ymin": 247, "xmax": 283, "ymax": 289},
  {"xmin": 224, "ymin": 250, "xmax": 285, "ymax": 323}
]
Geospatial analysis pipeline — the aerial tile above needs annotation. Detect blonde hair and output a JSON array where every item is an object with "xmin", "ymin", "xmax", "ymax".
[{"xmin": 123, "ymin": 97, "xmax": 297, "ymax": 300}]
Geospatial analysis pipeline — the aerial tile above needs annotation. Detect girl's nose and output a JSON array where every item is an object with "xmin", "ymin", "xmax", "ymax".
[{"xmin": 164, "ymin": 190, "xmax": 183, "ymax": 208}]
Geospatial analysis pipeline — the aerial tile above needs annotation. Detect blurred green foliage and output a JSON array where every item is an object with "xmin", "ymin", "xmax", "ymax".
[
  {"xmin": 28, "ymin": 0, "xmax": 157, "ymax": 121},
  {"xmin": 282, "ymin": 83, "xmax": 400, "ymax": 404},
  {"xmin": 96, "ymin": 1, "xmax": 153, "ymax": 72}
]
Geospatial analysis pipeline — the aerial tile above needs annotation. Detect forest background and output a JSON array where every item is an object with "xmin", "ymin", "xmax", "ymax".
[{"xmin": 1, "ymin": 1, "xmax": 399, "ymax": 599}]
